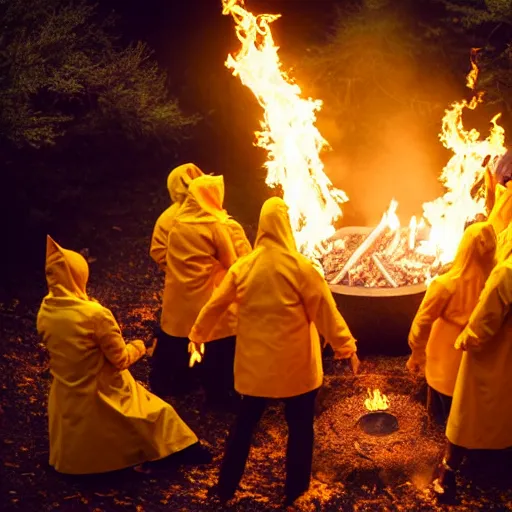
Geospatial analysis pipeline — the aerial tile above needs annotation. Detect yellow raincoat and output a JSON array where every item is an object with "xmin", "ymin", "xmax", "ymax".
[
  {"xmin": 488, "ymin": 181, "xmax": 512, "ymax": 236},
  {"xmin": 189, "ymin": 197, "xmax": 357, "ymax": 398},
  {"xmin": 150, "ymin": 163, "xmax": 204, "ymax": 271},
  {"xmin": 161, "ymin": 175, "xmax": 241, "ymax": 339},
  {"xmin": 37, "ymin": 237, "xmax": 197, "ymax": 474},
  {"xmin": 447, "ymin": 255, "xmax": 512, "ymax": 450},
  {"xmin": 407, "ymin": 223, "xmax": 496, "ymax": 397}
]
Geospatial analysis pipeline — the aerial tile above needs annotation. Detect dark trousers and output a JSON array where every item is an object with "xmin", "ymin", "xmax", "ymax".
[
  {"xmin": 149, "ymin": 330, "xmax": 235, "ymax": 401},
  {"xmin": 217, "ymin": 388, "xmax": 319, "ymax": 502},
  {"xmin": 202, "ymin": 335, "xmax": 236, "ymax": 404},
  {"xmin": 428, "ymin": 386, "xmax": 453, "ymax": 425},
  {"xmin": 149, "ymin": 331, "xmax": 199, "ymax": 397}
]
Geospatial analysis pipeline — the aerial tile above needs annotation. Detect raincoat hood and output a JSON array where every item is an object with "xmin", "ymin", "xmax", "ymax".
[
  {"xmin": 179, "ymin": 175, "xmax": 229, "ymax": 223},
  {"xmin": 166, "ymin": 163, "xmax": 204, "ymax": 204},
  {"xmin": 45, "ymin": 236, "xmax": 89, "ymax": 300},
  {"xmin": 254, "ymin": 197, "xmax": 297, "ymax": 252},
  {"xmin": 446, "ymin": 222, "xmax": 496, "ymax": 280}
]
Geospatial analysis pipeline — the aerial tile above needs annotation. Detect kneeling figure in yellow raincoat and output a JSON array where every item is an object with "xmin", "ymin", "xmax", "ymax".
[{"xmin": 37, "ymin": 236, "xmax": 206, "ymax": 475}]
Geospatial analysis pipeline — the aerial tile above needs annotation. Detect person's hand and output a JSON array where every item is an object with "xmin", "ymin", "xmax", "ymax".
[
  {"xmin": 454, "ymin": 336, "xmax": 468, "ymax": 351},
  {"xmin": 131, "ymin": 340, "xmax": 147, "ymax": 356},
  {"xmin": 406, "ymin": 356, "xmax": 424, "ymax": 375},
  {"xmin": 144, "ymin": 337, "xmax": 157, "ymax": 350},
  {"xmin": 349, "ymin": 353, "xmax": 360, "ymax": 375},
  {"xmin": 188, "ymin": 342, "xmax": 205, "ymax": 368}
]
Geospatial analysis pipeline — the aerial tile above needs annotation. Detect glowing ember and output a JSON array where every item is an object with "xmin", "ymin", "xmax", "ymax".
[
  {"xmin": 365, "ymin": 389, "xmax": 390, "ymax": 412},
  {"xmin": 221, "ymin": 0, "xmax": 348, "ymax": 256}
]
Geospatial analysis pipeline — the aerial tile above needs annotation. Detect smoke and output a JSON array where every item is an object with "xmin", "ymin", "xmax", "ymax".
[
  {"xmin": 292, "ymin": 0, "xmax": 462, "ymax": 228},
  {"xmin": 322, "ymin": 111, "xmax": 446, "ymax": 227}
]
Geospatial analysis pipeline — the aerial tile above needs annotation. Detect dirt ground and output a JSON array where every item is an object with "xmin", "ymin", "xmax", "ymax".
[{"xmin": 1, "ymin": 171, "xmax": 512, "ymax": 511}]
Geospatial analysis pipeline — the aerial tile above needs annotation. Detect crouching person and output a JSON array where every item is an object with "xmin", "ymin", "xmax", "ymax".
[
  {"xmin": 189, "ymin": 197, "xmax": 359, "ymax": 507},
  {"xmin": 37, "ymin": 236, "xmax": 210, "ymax": 475}
]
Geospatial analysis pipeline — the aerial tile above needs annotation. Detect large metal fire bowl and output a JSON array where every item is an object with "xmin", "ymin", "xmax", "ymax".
[{"xmin": 328, "ymin": 227, "xmax": 427, "ymax": 356}]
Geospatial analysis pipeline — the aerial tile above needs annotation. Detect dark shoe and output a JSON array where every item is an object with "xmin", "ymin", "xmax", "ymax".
[{"xmin": 177, "ymin": 442, "xmax": 214, "ymax": 465}]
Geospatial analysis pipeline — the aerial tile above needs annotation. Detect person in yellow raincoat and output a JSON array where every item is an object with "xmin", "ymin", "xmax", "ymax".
[
  {"xmin": 434, "ymin": 240, "xmax": 512, "ymax": 496},
  {"xmin": 406, "ymin": 222, "xmax": 496, "ymax": 424},
  {"xmin": 150, "ymin": 174, "xmax": 250, "ymax": 404},
  {"xmin": 37, "ymin": 236, "xmax": 210, "ymax": 475},
  {"xmin": 150, "ymin": 163, "xmax": 204, "ymax": 271},
  {"xmin": 189, "ymin": 197, "xmax": 359, "ymax": 507}
]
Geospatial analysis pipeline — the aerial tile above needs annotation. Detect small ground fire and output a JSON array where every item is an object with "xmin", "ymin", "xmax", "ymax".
[{"xmin": 359, "ymin": 389, "xmax": 398, "ymax": 437}]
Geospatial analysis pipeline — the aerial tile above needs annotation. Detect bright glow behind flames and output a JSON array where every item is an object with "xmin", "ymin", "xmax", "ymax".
[
  {"xmin": 222, "ymin": 2, "xmax": 507, "ymax": 280},
  {"xmin": 221, "ymin": 0, "xmax": 348, "ymax": 255}
]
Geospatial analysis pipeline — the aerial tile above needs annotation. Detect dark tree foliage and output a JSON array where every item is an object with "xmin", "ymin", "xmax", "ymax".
[
  {"xmin": 437, "ymin": 0, "xmax": 512, "ymax": 111},
  {"xmin": 298, "ymin": 0, "xmax": 453, "ymax": 151},
  {"xmin": 0, "ymin": 0, "xmax": 199, "ymax": 150}
]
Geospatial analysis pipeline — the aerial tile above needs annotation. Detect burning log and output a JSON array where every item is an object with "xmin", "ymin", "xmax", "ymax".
[
  {"xmin": 322, "ymin": 228, "xmax": 441, "ymax": 289},
  {"xmin": 331, "ymin": 201, "xmax": 399, "ymax": 285},
  {"xmin": 371, "ymin": 254, "xmax": 399, "ymax": 288},
  {"xmin": 331, "ymin": 218, "xmax": 389, "ymax": 285}
]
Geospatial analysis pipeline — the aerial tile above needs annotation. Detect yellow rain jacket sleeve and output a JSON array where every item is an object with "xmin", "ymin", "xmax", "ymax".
[
  {"xmin": 408, "ymin": 279, "xmax": 452, "ymax": 369},
  {"xmin": 161, "ymin": 175, "xmax": 239, "ymax": 339},
  {"xmin": 447, "ymin": 260, "xmax": 512, "ymax": 449},
  {"xmin": 150, "ymin": 163, "xmax": 204, "ymax": 271},
  {"xmin": 96, "ymin": 308, "xmax": 146, "ymax": 370},
  {"xmin": 38, "ymin": 236, "xmax": 197, "ymax": 475},
  {"xmin": 190, "ymin": 197, "xmax": 357, "ymax": 399},
  {"xmin": 226, "ymin": 217, "xmax": 252, "ymax": 257},
  {"xmin": 408, "ymin": 222, "xmax": 496, "ymax": 396}
]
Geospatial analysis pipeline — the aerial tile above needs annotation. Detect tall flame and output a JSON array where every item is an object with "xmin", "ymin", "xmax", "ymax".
[
  {"xmin": 420, "ymin": 49, "xmax": 506, "ymax": 264},
  {"xmin": 221, "ymin": 0, "xmax": 348, "ymax": 255}
]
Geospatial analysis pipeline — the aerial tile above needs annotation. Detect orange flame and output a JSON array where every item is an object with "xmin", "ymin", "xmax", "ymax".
[
  {"xmin": 419, "ymin": 58, "xmax": 506, "ymax": 265},
  {"xmin": 222, "ymin": 0, "xmax": 348, "ymax": 256},
  {"xmin": 364, "ymin": 389, "xmax": 390, "ymax": 411},
  {"xmin": 222, "ymin": 1, "xmax": 506, "ymax": 279},
  {"xmin": 466, "ymin": 48, "xmax": 481, "ymax": 90}
]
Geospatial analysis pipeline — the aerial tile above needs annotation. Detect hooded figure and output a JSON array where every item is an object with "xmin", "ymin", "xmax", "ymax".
[
  {"xmin": 151, "ymin": 174, "xmax": 248, "ymax": 402},
  {"xmin": 37, "ymin": 236, "xmax": 202, "ymax": 475},
  {"xmin": 435, "ymin": 232, "xmax": 512, "ymax": 496},
  {"xmin": 407, "ymin": 222, "xmax": 496, "ymax": 423},
  {"xmin": 189, "ymin": 197, "xmax": 358, "ymax": 507},
  {"xmin": 150, "ymin": 163, "xmax": 204, "ymax": 271}
]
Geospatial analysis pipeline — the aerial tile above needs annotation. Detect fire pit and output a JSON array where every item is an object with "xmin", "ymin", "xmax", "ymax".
[
  {"xmin": 358, "ymin": 389, "xmax": 399, "ymax": 437},
  {"xmin": 358, "ymin": 412, "xmax": 399, "ymax": 436},
  {"xmin": 325, "ymin": 226, "xmax": 427, "ymax": 356}
]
